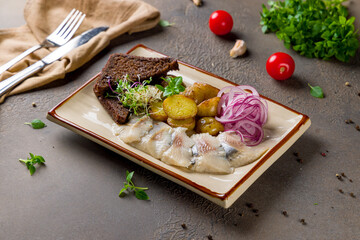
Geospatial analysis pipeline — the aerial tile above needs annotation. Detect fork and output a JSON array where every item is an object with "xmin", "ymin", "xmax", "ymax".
[{"xmin": 0, "ymin": 9, "xmax": 85, "ymax": 75}]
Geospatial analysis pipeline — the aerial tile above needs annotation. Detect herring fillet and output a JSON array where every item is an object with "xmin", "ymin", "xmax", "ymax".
[
  {"xmin": 134, "ymin": 122, "xmax": 173, "ymax": 159},
  {"xmin": 190, "ymin": 133, "xmax": 233, "ymax": 174},
  {"xmin": 218, "ymin": 132, "xmax": 268, "ymax": 167},
  {"xmin": 113, "ymin": 116, "xmax": 267, "ymax": 174},
  {"xmin": 113, "ymin": 116, "xmax": 153, "ymax": 144},
  {"xmin": 161, "ymin": 127, "xmax": 195, "ymax": 168}
]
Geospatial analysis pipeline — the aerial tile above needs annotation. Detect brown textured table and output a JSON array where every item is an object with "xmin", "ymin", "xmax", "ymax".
[{"xmin": 1, "ymin": 0, "xmax": 359, "ymax": 239}]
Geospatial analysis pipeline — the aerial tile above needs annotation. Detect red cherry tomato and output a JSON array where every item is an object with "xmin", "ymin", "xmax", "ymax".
[
  {"xmin": 209, "ymin": 10, "xmax": 233, "ymax": 35},
  {"xmin": 266, "ymin": 52, "xmax": 295, "ymax": 80}
]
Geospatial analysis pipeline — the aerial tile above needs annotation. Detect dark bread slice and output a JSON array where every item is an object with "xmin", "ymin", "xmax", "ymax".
[
  {"xmin": 94, "ymin": 53, "xmax": 179, "ymax": 98},
  {"xmin": 93, "ymin": 53, "xmax": 179, "ymax": 124},
  {"xmin": 93, "ymin": 75, "xmax": 131, "ymax": 124}
]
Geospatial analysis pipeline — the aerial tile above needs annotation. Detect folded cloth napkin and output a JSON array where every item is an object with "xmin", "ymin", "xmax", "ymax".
[{"xmin": 0, "ymin": 0, "xmax": 160, "ymax": 103}]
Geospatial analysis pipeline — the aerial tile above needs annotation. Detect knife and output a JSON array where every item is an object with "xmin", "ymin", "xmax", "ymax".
[{"xmin": 0, "ymin": 26, "xmax": 108, "ymax": 98}]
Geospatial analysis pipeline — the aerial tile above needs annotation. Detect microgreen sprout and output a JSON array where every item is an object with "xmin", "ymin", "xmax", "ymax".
[{"xmin": 106, "ymin": 75, "xmax": 162, "ymax": 115}]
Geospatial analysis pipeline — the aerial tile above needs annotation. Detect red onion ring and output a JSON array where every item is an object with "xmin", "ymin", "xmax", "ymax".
[
  {"xmin": 216, "ymin": 85, "xmax": 268, "ymax": 146},
  {"xmin": 108, "ymin": 79, "xmax": 117, "ymax": 93},
  {"xmin": 131, "ymin": 82, "xmax": 142, "ymax": 88}
]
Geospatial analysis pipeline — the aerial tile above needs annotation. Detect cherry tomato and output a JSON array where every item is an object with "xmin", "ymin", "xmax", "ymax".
[
  {"xmin": 209, "ymin": 10, "xmax": 233, "ymax": 35},
  {"xmin": 266, "ymin": 52, "xmax": 295, "ymax": 80}
]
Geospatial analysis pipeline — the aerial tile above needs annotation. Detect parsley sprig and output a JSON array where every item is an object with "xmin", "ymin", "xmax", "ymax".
[
  {"xmin": 19, "ymin": 153, "xmax": 45, "ymax": 175},
  {"xmin": 119, "ymin": 171, "xmax": 149, "ymax": 200},
  {"xmin": 156, "ymin": 76, "xmax": 186, "ymax": 97},
  {"xmin": 260, "ymin": 0, "xmax": 359, "ymax": 62}
]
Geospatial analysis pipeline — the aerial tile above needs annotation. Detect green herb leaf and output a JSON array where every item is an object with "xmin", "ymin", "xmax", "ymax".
[
  {"xmin": 308, "ymin": 83, "xmax": 324, "ymax": 98},
  {"xmin": 19, "ymin": 153, "xmax": 45, "ymax": 176},
  {"xmin": 24, "ymin": 119, "xmax": 46, "ymax": 129},
  {"xmin": 261, "ymin": 25, "xmax": 268, "ymax": 33},
  {"xmin": 339, "ymin": 16, "xmax": 346, "ymax": 25},
  {"xmin": 155, "ymin": 84, "xmax": 165, "ymax": 92},
  {"xmin": 126, "ymin": 171, "xmax": 134, "ymax": 182},
  {"xmin": 19, "ymin": 159, "xmax": 31, "ymax": 164},
  {"xmin": 135, "ymin": 190, "xmax": 149, "ymax": 200},
  {"xmin": 177, "ymin": 85, "xmax": 185, "ymax": 92},
  {"xmin": 119, "ymin": 187, "xmax": 127, "ymax": 197},
  {"xmin": 29, "ymin": 165, "xmax": 36, "ymax": 176},
  {"xmin": 163, "ymin": 88, "xmax": 173, "ymax": 97},
  {"xmin": 34, "ymin": 155, "xmax": 45, "ymax": 164},
  {"xmin": 119, "ymin": 170, "xmax": 149, "ymax": 200},
  {"xmin": 159, "ymin": 20, "xmax": 174, "ymax": 27},
  {"xmin": 260, "ymin": 0, "xmax": 359, "ymax": 62},
  {"xmin": 158, "ymin": 76, "xmax": 186, "ymax": 97}
]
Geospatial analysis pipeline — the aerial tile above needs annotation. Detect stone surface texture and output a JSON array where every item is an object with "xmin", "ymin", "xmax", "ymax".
[{"xmin": 0, "ymin": 0, "xmax": 359, "ymax": 239}]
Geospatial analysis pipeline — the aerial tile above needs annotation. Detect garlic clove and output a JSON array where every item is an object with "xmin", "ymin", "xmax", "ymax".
[
  {"xmin": 192, "ymin": 0, "xmax": 202, "ymax": 6},
  {"xmin": 230, "ymin": 40, "xmax": 247, "ymax": 58}
]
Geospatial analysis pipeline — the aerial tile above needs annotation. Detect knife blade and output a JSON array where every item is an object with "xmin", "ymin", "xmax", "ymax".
[{"xmin": 0, "ymin": 26, "xmax": 108, "ymax": 98}]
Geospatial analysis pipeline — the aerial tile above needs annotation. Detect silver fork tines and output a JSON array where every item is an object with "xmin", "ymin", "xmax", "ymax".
[
  {"xmin": 37, "ymin": 9, "xmax": 86, "ymax": 48},
  {"xmin": 0, "ymin": 9, "xmax": 85, "ymax": 75},
  {"xmin": 50, "ymin": 9, "xmax": 86, "ymax": 44}
]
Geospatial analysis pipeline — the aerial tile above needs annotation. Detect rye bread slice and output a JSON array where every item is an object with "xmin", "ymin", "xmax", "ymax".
[
  {"xmin": 93, "ymin": 53, "xmax": 179, "ymax": 98},
  {"xmin": 93, "ymin": 75, "xmax": 131, "ymax": 124},
  {"xmin": 93, "ymin": 53, "xmax": 179, "ymax": 124}
]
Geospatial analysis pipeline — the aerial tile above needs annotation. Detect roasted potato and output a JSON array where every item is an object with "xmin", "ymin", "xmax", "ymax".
[
  {"xmin": 197, "ymin": 97, "xmax": 221, "ymax": 117},
  {"xmin": 195, "ymin": 117, "xmax": 224, "ymax": 136},
  {"xmin": 163, "ymin": 94, "xmax": 197, "ymax": 120},
  {"xmin": 182, "ymin": 82, "xmax": 220, "ymax": 104},
  {"xmin": 167, "ymin": 117, "xmax": 196, "ymax": 131},
  {"xmin": 149, "ymin": 101, "xmax": 168, "ymax": 122}
]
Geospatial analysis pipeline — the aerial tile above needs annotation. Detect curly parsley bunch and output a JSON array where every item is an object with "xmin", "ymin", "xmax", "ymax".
[{"xmin": 260, "ymin": 0, "xmax": 359, "ymax": 62}]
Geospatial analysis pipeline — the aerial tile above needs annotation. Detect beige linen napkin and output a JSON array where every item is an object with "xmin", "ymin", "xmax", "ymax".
[{"xmin": 0, "ymin": 0, "xmax": 160, "ymax": 103}]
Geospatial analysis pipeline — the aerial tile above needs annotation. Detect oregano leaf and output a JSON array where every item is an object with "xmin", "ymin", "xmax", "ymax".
[
  {"xmin": 155, "ymin": 84, "xmax": 165, "ymax": 92},
  {"xmin": 29, "ymin": 165, "xmax": 36, "ymax": 176},
  {"xmin": 24, "ymin": 119, "xmax": 46, "ymax": 129},
  {"xmin": 135, "ymin": 190, "xmax": 149, "ymax": 200},
  {"xmin": 119, "ymin": 187, "xmax": 127, "ymax": 197},
  {"xmin": 159, "ymin": 20, "xmax": 174, "ymax": 27},
  {"xmin": 119, "ymin": 171, "xmax": 149, "ymax": 200},
  {"xmin": 19, "ymin": 153, "xmax": 45, "ymax": 176},
  {"xmin": 308, "ymin": 83, "xmax": 324, "ymax": 98},
  {"xmin": 126, "ymin": 171, "xmax": 134, "ymax": 182},
  {"xmin": 158, "ymin": 76, "xmax": 186, "ymax": 97}
]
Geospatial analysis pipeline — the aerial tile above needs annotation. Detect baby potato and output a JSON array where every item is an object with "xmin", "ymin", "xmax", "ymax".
[
  {"xmin": 149, "ymin": 101, "xmax": 168, "ymax": 122},
  {"xmin": 195, "ymin": 117, "xmax": 224, "ymax": 136},
  {"xmin": 197, "ymin": 97, "xmax": 221, "ymax": 117},
  {"xmin": 202, "ymin": 84, "xmax": 220, "ymax": 101},
  {"xmin": 182, "ymin": 82, "xmax": 220, "ymax": 104},
  {"xmin": 163, "ymin": 94, "xmax": 197, "ymax": 120},
  {"xmin": 167, "ymin": 117, "xmax": 196, "ymax": 131}
]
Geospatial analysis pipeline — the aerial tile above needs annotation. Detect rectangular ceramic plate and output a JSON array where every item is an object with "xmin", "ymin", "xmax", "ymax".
[{"xmin": 47, "ymin": 44, "xmax": 311, "ymax": 208}]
